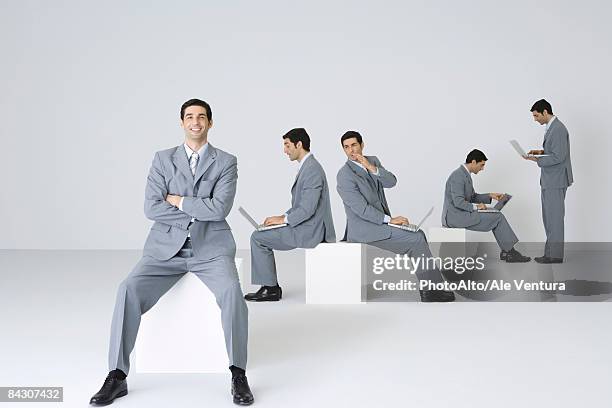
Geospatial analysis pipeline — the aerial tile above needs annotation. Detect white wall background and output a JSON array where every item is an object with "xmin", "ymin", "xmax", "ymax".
[{"xmin": 1, "ymin": 0, "xmax": 610, "ymax": 249}]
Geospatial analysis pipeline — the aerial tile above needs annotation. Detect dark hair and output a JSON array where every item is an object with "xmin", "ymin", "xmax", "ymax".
[
  {"xmin": 340, "ymin": 131, "xmax": 363, "ymax": 146},
  {"xmin": 466, "ymin": 149, "xmax": 488, "ymax": 164},
  {"xmin": 180, "ymin": 99, "xmax": 212, "ymax": 121},
  {"xmin": 530, "ymin": 99, "xmax": 553, "ymax": 115},
  {"xmin": 283, "ymin": 128, "xmax": 310, "ymax": 151}
]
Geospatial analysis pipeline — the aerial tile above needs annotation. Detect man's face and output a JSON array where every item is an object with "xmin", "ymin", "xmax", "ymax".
[
  {"xmin": 342, "ymin": 137, "xmax": 364, "ymax": 160},
  {"xmin": 471, "ymin": 160, "xmax": 486, "ymax": 174},
  {"xmin": 181, "ymin": 105, "xmax": 212, "ymax": 140},
  {"xmin": 283, "ymin": 138, "xmax": 301, "ymax": 161},
  {"xmin": 532, "ymin": 110, "xmax": 547, "ymax": 125}
]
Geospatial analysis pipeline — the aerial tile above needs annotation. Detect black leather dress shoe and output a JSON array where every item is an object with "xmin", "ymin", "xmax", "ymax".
[
  {"xmin": 231, "ymin": 373, "xmax": 254, "ymax": 405},
  {"xmin": 419, "ymin": 289, "xmax": 456, "ymax": 302},
  {"xmin": 244, "ymin": 285, "xmax": 282, "ymax": 302},
  {"xmin": 90, "ymin": 373, "xmax": 128, "ymax": 405},
  {"xmin": 500, "ymin": 250, "xmax": 508, "ymax": 260},
  {"xmin": 535, "ymin": 256, "xmax": 563, "ymax": 264},
  {"xmin": 505, "ymin": 248, "xmax": 531, "ymax": 263}
]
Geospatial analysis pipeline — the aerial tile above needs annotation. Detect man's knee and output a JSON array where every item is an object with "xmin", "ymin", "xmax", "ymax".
[{"xmin": 250, "ymin": 231, "xmax": 266, "ymax": 248}]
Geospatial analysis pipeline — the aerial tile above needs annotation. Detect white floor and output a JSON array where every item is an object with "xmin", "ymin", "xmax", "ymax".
[{"xmin": 1, "ymin": 249, "xmax": 611, "ymax": 407}]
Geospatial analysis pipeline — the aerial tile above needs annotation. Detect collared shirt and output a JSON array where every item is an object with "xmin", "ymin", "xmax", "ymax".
[
  {"xmin": 178, "ymin": 142, "xmax": 209, "ymax": 234},
  {"xmin": 184, "ymin": 142, "xmax": 208, "ymax": 161}
]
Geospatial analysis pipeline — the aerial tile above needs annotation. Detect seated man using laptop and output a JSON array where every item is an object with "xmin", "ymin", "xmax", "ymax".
[
  {"xmin": 244, "ymin": 128, "xmax": 336, "ymax": 301},
  {"xmin": 336, "ymin": 131, "xmax": 455, "ymax": 302},
  {"xmin": 442, "ymin": 149, "xmax": 530, "ymax": 263}
]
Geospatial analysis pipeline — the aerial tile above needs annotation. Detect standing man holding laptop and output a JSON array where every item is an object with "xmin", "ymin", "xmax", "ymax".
[
  {"xmin": 524, "ymin": 99, "xmax": 573, "ymax": 263},
  {"xmin": 442, "ymin": 149, "xmax": 531, "ymax": 263},
  {"xmin": 336, "ymin": 131, "xmax": 455, "ymax": 302},
  {"xmin": 244, "ymin": 128, "xmax": 336, "ymax": 302}
]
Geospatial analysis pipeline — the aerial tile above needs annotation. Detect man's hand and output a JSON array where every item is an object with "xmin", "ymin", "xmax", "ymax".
[
  {"xmin": 389, "ymin": 216, "xmax": 409, "ymax": 225},
  {"xmin": 351, "ymin": 153, "xmax": 377, "ymax": 173},
  {"xmin": 490, "ymin": 193, "xmax": 505, "ymax": 201},
  {"xmin": 477, "ymin": 203, "xmax": 488, "ymax": 210},
  {"xmin": 528, "ymin": 149, "xmax": 544, "ymax": 155},
  {"xmin": 263, "ymin": 215, "xmax": 286, "ymax": 226},
  {"xmin": 524, "ymin": 156, "xmax": 538, "ymax": 162},
  {"xmin": 166, "ymin": 194, "xmax": 182, "ymax": 207}
]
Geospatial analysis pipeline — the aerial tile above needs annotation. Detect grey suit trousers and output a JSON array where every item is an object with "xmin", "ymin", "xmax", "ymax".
[
  {"xmin": 369, "ymin": 228, "xmax": 445, "ymax": 284},
  {"xmin": 108, "ymin": 239, "xmax": 248, "ymax": 374},
  {"xmin": 250, "ymin": 228, "xmax": 298, "ymax": 286},
  {"xmin": 541, "ymin": 187, "xmax": 567, "ymax": 259},
  {"xmin": 465, "ymin": 212, "xmax": 519, "ymax": 252}
]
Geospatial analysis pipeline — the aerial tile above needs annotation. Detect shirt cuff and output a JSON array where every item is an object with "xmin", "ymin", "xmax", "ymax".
[
  {"xmin": 371, "ymin": 167, "xmax": 380, "ymax": 176},
  {"xmin": 472, "ymin": 203, "xmax": 477, "ymax": 210},
  {"xmin": 383, "ymin": 214, "xmax": 391, "ymax": 223},
  {"xmin": 283, "ymin": 213, "xmax": 288, "ymax": 224},
  {"xmin": 178, "ymin": 197, "xmax": 184, "ymax": 211}
]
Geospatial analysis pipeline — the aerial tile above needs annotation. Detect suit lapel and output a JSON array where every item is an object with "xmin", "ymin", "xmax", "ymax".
[
  {"xmin": 194, "ymin": 144, "xmax": 216, "ymax": 183},
  {"xmin": 172, "ymin": 145, "xmax": 193, "ymax": 181},
  {"xmin": 543, "ymin": 118, "xmax": 556, "ymax": 145},
  {"xmin": 459, "ymin": 165, "xmax": 474, "ymax": 197},
  {"xmin": 347, "ymin": 160, "xmax": 376, "ymax": 190}
]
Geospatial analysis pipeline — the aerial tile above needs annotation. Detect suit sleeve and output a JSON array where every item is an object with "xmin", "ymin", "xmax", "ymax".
[
  {"xmin": 286, "ymin": 170, "xmax": 323, "ymax": 226},
  {"xmin": 371, "ymin": 156, "xmax": 397, "ymax": 188},
  {"xmin": 181, "ymin": 155, "xmax": 238, "ymax": 221},
  {"xmin": 144, "ymin": 152, "xmax": 193, "ymax": 230},
  {"xmin": 472, "ymin": 192, "xmax": 492, "ymax": 204},
  {"xmin": 537, "ymin": 127, "xmax": 569, "ymax": 167},
  {"xmin": 337, "ymin": 170, "xmax": 386, "ymax": 224}
]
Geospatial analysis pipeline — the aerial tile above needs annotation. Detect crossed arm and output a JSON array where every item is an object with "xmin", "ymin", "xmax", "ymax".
[{"xmin": 143, "ymin": 152, "xmax": 237, "ymax": 229}]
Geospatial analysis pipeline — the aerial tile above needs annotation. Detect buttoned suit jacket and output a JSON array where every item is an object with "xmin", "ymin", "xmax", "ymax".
[{"xmin": 142, "ymin": 143, "xmax": 237, "ymax": 261}]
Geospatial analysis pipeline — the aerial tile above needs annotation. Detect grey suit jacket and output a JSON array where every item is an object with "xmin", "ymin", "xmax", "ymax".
[
  {"xmin": 537, "ymin": 117, "xmax": 574, "ymax": 189},
  {"xmin": 441, "ymin": 165, "xmax": 491, "ymax": 228},
  {"xmin": 336, "ymin": 156, "xmax": 397, "ymax": 242},
  {"xmin": 285, "ymin": 154, "xmax": 336, "ymax": 247},
  {"xmin": 142, "ymin": 143, "xmax": 237, "ymax": 261}
]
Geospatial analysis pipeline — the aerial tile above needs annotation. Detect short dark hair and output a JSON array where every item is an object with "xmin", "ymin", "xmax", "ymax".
[
  {"xmin": 466, "ymin": 149, "xmax": 488, "ymax": 164},
  {"xmin": 180, "ymin": 99, "xmax": 212, "ymax": 121},
  {"xmin": 340, "ymin": 131, "xmax": 363, "ymax": 146},
  {"xmin": 531, "ymin": 99, "xmax": 553, "ymax": 115},
  {"xmin": 283, "ymin": 128, "xmax": 310, "ymax": 151}
]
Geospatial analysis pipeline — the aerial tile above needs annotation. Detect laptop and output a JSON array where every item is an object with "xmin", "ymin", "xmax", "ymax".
[
  {"xmin": 238, "ymin": 206, "xmax": 288, "ymax": 232},
  {"xmin": 477, "ymin": 194, "xmax": 512, "ymax": 213},
  {"xmin": 510, "ymin": 139, "xmax": 550, "ymax": 158},
  {"xmin": 388, "ymin": 206, "xmax": 434, "ymax": 232}
]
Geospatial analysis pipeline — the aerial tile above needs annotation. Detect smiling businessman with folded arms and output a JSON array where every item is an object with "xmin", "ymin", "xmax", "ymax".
[
  {"xmin": 336, "ymin": 131, "xmax": 455, "ymax": 302},
  {"xmin": 524, "ymin": 99, "xmax": 573, "ymax": 263},
  {"xmin": 89, "ymin": 99, "xmax": 254, "ymax": 406},
  {"xmin": 244, "ymin": 128, "xmax": 336, "ymax": 302}
]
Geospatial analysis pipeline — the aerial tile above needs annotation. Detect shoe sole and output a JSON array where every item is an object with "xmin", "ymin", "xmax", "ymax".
[
  {"xmin": 506, "ymin": 259, "xmax": 532, "ymax": 263},
  {"xmin": 245, "ymin": 297, "xmax": 281, "ymax": 302}
]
